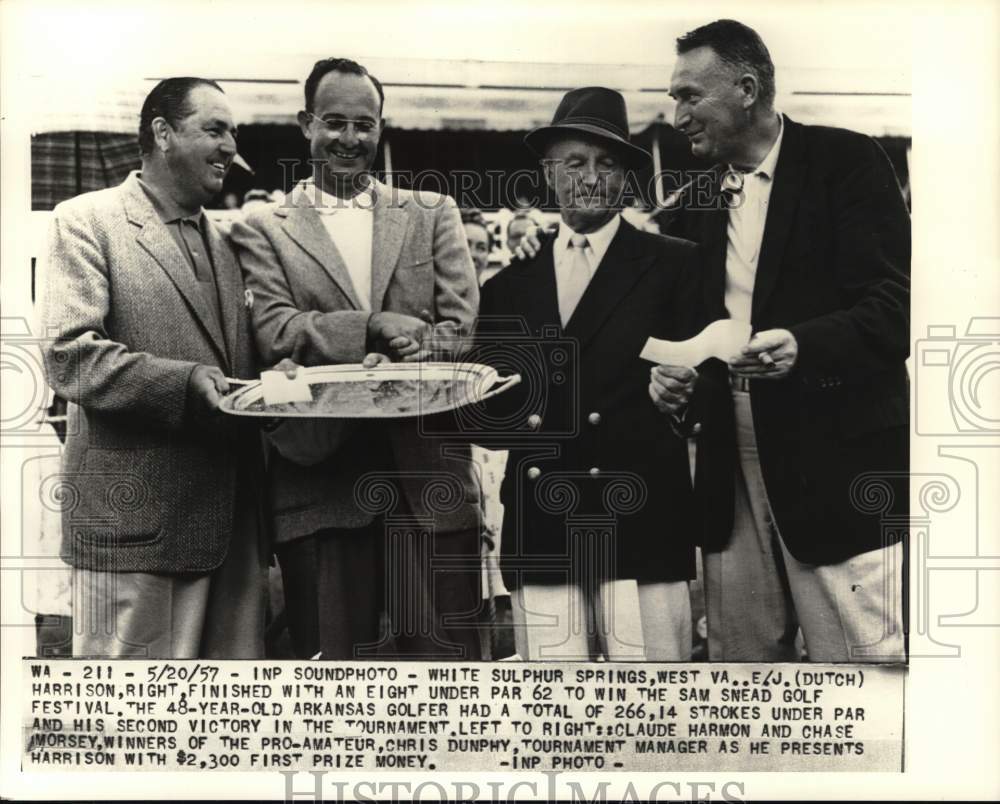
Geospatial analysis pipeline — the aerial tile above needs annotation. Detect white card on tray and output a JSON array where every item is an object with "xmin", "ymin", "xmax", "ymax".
[{"xmin": 260, "ymin": 370, "xmax": 313, "ymax": 405}]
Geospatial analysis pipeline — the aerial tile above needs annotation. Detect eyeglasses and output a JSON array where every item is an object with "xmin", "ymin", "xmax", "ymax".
[{"xmin": 304, "ymin": 113, "xmax": 380, "ymax": 140}]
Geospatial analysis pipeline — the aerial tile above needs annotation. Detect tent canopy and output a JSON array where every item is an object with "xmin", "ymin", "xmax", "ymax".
[{"xmin": 29, "ymin": 56, "xmax": 910, "ymax": 139}]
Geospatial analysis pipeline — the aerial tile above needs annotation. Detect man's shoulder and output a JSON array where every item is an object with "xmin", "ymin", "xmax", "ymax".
[
  {"xmin": 631, "ymin": 226, "xmax": 699, "ymax": 257},
  {"xmin": 793, "ymin": 119, "xmax": 880, "ymax": 162},
  {"xmin": 377, "ymin": 182, "xmax": 457, "ymax": 216},
  {"xmin": 52, "ymin": 183, "xmax": 126, "ymax": 222},
  {"xmin": 238, "ymin": 201, "xmax": 285, "ymax": 230}
]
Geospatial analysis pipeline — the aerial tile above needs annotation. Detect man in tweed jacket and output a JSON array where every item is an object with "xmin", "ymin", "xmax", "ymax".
[{"xmin": 42, "ymin": 78, "xmax": 267, "ymax": 658}]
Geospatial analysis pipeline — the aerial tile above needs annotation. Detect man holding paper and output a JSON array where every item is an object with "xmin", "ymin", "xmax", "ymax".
[
  {"xmin": 230, "ymin": 58, "xmax": 482, "ymax": 660},
  {"xmin": 655, "ymin": 20, "xmax": 910, "ymax": 661},
  {"xmin": 477, "ymin": 87, "xmax": 705, "ymax": 660}
]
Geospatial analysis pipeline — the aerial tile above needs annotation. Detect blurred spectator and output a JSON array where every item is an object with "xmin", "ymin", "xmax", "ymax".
[
  {"xmin": 222, "ymin": 191, "xmax": 240, "ymax": 209},
  {"xmin": 242, "ymin": 188, "xmax": 271, "ymax": 213},
  {"xmin": 461, "ymin": 207, "xmax": 499, "ymax": 285}
]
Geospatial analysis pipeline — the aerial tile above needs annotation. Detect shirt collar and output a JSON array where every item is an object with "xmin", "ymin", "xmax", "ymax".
[
  {"xmin": 300, "ymin": 176, "xmax": 376, "ymax": 214},
  {"xmin": 729, "ymin": 113, "xmax": 784, "ymax": 180},
  {"xmin": 554, "ymin": 213, "xmax": 621, "ymax": 264},
  {"xmin": 136, "ymin": 174, "xmax": 204, "ymax": 226}
]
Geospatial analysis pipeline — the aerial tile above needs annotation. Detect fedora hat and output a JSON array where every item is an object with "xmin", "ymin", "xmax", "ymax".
[{"xmin": 524, "ymin": 86, "xmax": 651, "ymax": 167}]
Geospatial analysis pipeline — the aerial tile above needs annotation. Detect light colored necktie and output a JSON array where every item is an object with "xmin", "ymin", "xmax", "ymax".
[{"xmin": 559, "ymin": 233, "xmax": 591, "ymax": 326}]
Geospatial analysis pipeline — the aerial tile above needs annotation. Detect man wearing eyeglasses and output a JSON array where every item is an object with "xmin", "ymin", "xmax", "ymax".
[{"xmin": 230, "ymin": 58, "xmax": 483, "ymax": 661}]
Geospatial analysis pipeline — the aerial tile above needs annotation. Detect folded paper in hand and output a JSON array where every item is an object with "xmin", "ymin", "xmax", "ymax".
[
  {"xmin": 260, "ymin": 370, "xmax": 312, "ymax": 405},
  {"xmin": 640, "ymin": 320, "xmax": 753, "ymax": 367}
]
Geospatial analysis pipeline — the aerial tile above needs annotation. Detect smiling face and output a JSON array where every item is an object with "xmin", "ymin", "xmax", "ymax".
[
  {"xmin": 162, "ymin": 85, "xmax": 237, "ymax": 207},
  {"xmin": 543, "ymin": 136, "xmax": 627, "ymax": 234},
  {"xmin": 669, "ymin": 45, "xmax": 750, "ymax": 164},
  {"xmin": 300, "ymin": 70, "xmax": 383, "ymax": 198},
  {"xmin": 464, "ymin": 221, "xmax": 491, "ymax": 274}
]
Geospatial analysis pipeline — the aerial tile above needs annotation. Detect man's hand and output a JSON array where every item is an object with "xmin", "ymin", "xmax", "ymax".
[
  {"xmin": 648, "ymin": 364, "xmax": 698, "ymax": 414},
  {"xmin": 513, "ymin": 224, "xmax": 558, "ymax": 261},
  {"xmin": 729, "ymin": 328, "xmax": 798, "ymax": 379},
  {"xmin": 362, "ymin": 352, "xmax": 391, "ymax": 368},
  {"xmin": 269, "ymin": 357, "xmax": 300, "ymax": 378},
  {"xmin": 187, "ymin": 365, "xmax": 229, "ymax": 415},
  {"xmin": 400, "ymin": 320, "xmax": 463, "ymax": 362},
  {"xmin": 368, "ymin": 311, "xmax": 432, "ymax": 359}
]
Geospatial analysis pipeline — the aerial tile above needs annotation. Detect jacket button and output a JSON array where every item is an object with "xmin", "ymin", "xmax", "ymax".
[
  {"xmin": 587, "ymin": 412, "xmax": 601, "ymax": 426},
  {"xmin": 589, "ymin": 467, "xmax": 601, "ymax": 477},
  {"xmin": 526, "ymin": 414, "xmax": 542, "ymax": 430},
  {"xmin": 527, "ymin": 467, "xmax": 541, "ymax": 480}
]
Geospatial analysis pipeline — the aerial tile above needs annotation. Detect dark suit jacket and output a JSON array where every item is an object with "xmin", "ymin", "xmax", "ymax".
[
  {"xmin": 475, "ymin": 218, "xmax": 705, "ymax": 588},
  {"xmin": 42, "ymin": 172, "xmax": 261, "ymax": 572},
  {"xmin": 664, "ymin": 116, "xmax": 911, "ymax": 565},
  {"xmin": 229, "ymin": 181, "xmax": 481, "ymax": 542}
]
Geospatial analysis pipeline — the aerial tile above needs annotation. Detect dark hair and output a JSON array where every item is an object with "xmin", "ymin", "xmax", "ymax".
[
  {"xmin": 676, "ymin": 19, "xmax": 775, "ymax": 108},
  {"xmin": 303, "ymin": 58, "xmax": 385, "ymax": 115},
  {"xmin": 138, "ymin": 77, "xmax": 224, "ymax": 155},
  {"xmin": 461, "ymin": 208, "xmax": 494, "ymax": 251}
]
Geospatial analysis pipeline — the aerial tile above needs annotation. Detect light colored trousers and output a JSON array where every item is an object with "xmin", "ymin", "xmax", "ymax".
[
  {"xmin": 72, "ymin": 510, "xmax": 267, "ymax": 659},
  {"xmin": 511, "ymin": 579, "xmax": 691, "ymax": 661},
  {"xmin": 703, "ymin": 390, "xmax": 904, "ymax": 662}
]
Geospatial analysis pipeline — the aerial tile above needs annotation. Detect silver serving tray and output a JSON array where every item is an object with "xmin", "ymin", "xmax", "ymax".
[{"xmin": 219, "ymin": 362, "xmax": 520, "ymax": 419}]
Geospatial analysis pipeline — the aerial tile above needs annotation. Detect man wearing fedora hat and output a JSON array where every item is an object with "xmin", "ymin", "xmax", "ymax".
[{"xmin": 475, "ymin": 87, "xmax": 707, "ymax": 660}]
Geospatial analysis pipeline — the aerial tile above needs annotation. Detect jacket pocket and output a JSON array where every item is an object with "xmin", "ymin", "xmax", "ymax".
[
  {"xmin": 68, "ymin": 447, "xmax": 167, "ymax": 545},
  {"xmin": 838, "ymin": 390, "xmax": 908, "ymax": 439}
]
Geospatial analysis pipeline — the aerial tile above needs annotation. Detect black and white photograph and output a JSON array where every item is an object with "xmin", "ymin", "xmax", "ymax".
[{"xmin": 1, "ymin": 0, "xmax": 997, "ymax": 799}]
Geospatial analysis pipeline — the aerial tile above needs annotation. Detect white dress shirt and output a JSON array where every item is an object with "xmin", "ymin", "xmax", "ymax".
[
  {"xmin": 301, "ymin": 178, "xmax": 375, "ymax": 311},
  {"xmin": 552, "ymin": 213, "xmax": 621, "ymax": 287},
  {"xmin": 724, "ymin": 115, "xmax": 784, "ymax": 324}
]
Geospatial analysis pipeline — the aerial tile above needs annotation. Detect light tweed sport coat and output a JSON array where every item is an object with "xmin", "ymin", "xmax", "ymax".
[
  {"xmin": 42, "ymin": 171, "xmax": 261, "ymax": 572},
  {"xmin": 229, "ymin": 179, "xmax": 481, "ymax": 543}
]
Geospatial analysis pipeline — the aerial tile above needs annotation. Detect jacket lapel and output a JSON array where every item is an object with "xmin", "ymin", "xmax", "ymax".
[
  {"xmin": 275, "ymin": 187, "xmax": 363, "ymax": 310},
  {"xmin": 122, "ymin": 173, "xmax": 229, "ymax": 368},
  {"xmin": 751, "ymin": 114, "xmax": 807, "ymax": 323},
  {"xmin": 504, "ymin": 246, "xmax": 560, "ymax": 336},
  {"xmin": 205, "ymin": 221, "xmax": 242, "ymax": 372},
  {"xmin": 564, "ymin": 219, "xmax": 657, "ymax": 351},
  {"xmin": 369, "ymin": 181, "xmax": 408, "ymax": 313},
  {"xmin": 701, "ymin": 193, "xmax": 730, "ymax": 321}
]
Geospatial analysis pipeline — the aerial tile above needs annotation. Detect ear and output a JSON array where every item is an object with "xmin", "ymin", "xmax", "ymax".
[
  {"xmin": 296, "ymin": 110, "xmax": 313, "ymax": 139},
  {"xmin": 151, "ymin": 117, "xmax": 172, "ymax": 153},
  {"xmin": 736, "ymin": 72, "xmax": 759, "ymax": 109}
]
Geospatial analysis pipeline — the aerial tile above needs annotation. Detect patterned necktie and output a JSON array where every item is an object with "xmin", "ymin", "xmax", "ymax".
[{"xmin": 559, "ymin": 233, "xmax": 591, "ymax": 326}]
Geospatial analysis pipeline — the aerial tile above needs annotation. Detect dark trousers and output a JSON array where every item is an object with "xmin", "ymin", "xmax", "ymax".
[{"xmin": 276, "ymin": 521, "xmax": 483, "ymax": 660}]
